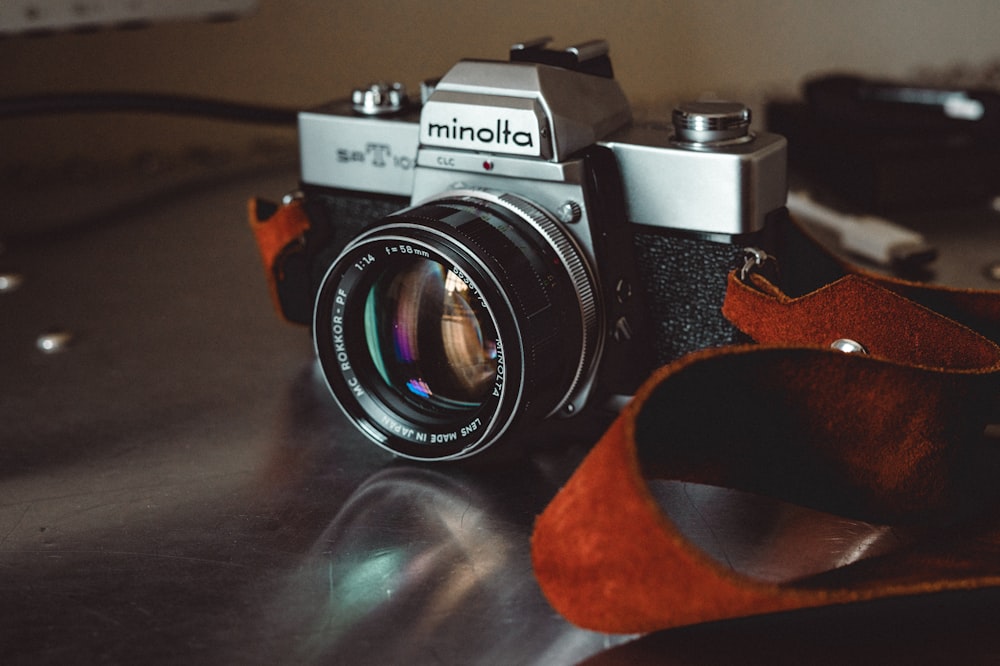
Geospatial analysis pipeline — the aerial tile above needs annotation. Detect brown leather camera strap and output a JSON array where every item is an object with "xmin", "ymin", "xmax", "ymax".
[
  {"xmin": 248, "ymin": 198, "xmax": 312, "ymax": 320},
  {"xmin": 250, "ymin": 197, "xmax": 1000, "ymax": 632},
  {"xmin": 532, "ymin": 262, "xmax": 1000, "ymax": 634}
]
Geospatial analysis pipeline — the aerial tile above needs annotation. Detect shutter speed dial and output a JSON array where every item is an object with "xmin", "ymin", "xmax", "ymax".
[{"xmin": 672, "ymin": 101, "xmax": 753, "ymax": 146}]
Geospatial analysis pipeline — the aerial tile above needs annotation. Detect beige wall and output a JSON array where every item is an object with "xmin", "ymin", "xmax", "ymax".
[{"xmin": 3, "ymin": 0, "xmax": 1000, "ymax": 171}]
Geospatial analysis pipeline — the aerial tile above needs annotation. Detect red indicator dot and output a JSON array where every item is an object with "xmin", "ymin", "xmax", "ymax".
[{"xmin": 483, "ymin": 161, "xmax": 494, "ymax": 171}]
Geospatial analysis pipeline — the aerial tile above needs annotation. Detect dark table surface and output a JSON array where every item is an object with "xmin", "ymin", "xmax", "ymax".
[{"xmin": 2, "ymin": 159, "xmax": 1000, "ymax": 665}]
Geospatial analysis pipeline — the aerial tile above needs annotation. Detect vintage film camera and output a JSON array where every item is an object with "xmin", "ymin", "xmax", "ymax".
[{"xmin": 271, "ymin": 37, "xmax": 787, "ymax": 460}]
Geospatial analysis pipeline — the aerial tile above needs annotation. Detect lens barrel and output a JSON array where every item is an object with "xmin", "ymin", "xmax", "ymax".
[{"xmin": 313, "ymin": 191, "xmax": 599, "ymax": 460}]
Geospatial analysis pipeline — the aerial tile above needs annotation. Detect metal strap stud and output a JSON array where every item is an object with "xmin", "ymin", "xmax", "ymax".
[{"xmin": 830, "ymin": 338, "xmax": 868, "ymax": 355}]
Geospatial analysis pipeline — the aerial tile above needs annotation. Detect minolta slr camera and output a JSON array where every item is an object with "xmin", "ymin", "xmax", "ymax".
[{"xmin": 272, "ymin": 38, "xmax": 787, "ymax": 461}]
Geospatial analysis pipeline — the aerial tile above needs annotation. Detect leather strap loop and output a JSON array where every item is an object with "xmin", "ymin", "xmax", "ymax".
[{"xmin": 532, "ymin": 266, "xmax": 1000, "ymax": 635}]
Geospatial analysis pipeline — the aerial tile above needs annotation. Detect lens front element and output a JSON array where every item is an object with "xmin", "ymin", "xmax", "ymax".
[{"xmin": 363, "ymin": 255, "xmax": 498, "ymax": 414}]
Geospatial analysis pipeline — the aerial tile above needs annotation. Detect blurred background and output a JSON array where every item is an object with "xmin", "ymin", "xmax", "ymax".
[{"xmin": 3, "ymin": 0, "xmax": 1000, "ymax": 176}]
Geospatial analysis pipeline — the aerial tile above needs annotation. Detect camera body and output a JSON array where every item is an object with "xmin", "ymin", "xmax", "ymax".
[{"xmin": 285, "ymin": 38, "xmax": 787, "ymax": 460}]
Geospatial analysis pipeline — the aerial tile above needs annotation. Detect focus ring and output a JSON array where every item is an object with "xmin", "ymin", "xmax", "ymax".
[{"xmin": 493, "ymin": 193, "xmax": 600, "ymax": 412}]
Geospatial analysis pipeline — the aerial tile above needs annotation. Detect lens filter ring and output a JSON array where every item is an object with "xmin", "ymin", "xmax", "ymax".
[{"xmin": 315, "ymin": 233, "xmax": 517, "ymax": 460}]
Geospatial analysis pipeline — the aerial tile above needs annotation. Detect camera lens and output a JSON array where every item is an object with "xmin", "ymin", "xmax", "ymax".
[{"xmin": 313, "ymin": 191, "xmax": 600, "ymax": 461}]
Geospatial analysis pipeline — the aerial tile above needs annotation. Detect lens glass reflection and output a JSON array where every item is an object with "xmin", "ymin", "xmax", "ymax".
[{"xmin": 363, "ymin": 257, "xmax": 499, "ymax": 414}]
